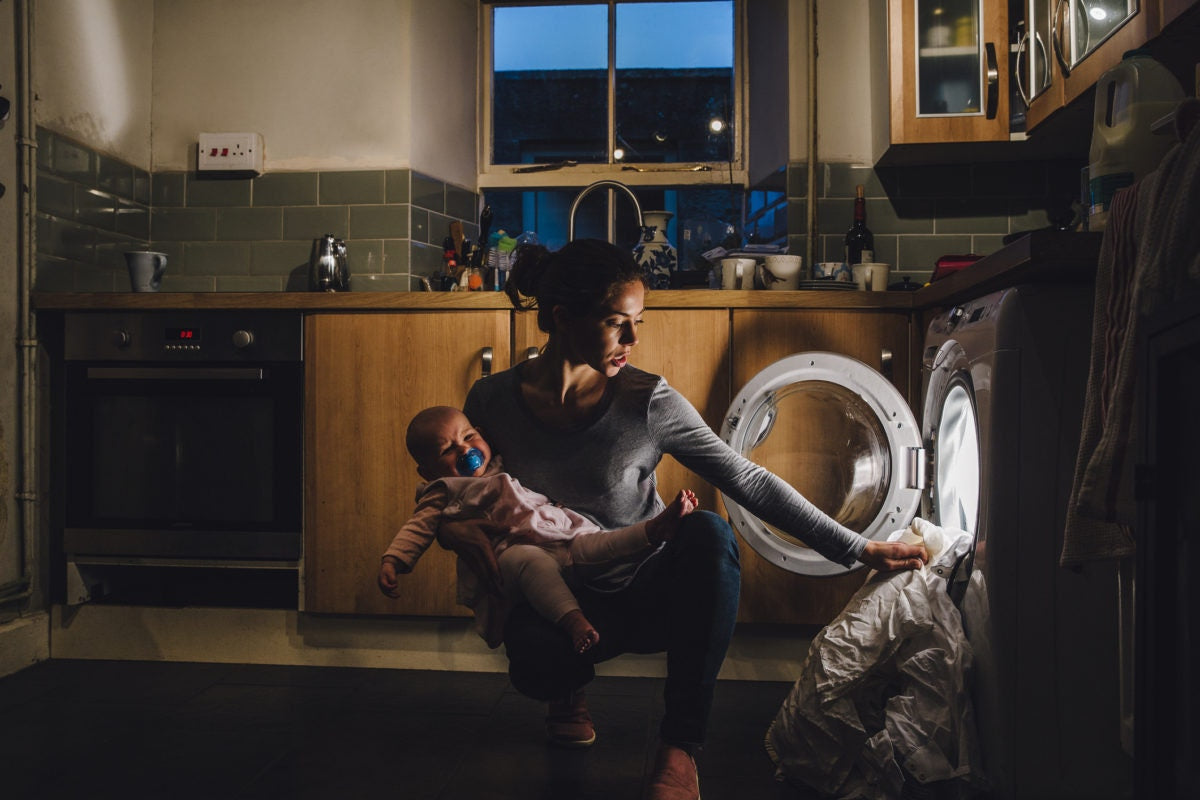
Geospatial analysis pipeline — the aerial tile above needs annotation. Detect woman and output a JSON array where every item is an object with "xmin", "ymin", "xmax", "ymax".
[{"xmin": 442, "ymin": 238, "xmax": 926, "ymax": 800}]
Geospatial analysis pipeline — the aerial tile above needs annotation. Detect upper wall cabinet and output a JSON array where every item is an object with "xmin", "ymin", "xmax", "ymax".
[
  {"xmin": 1022, "ymin": 0, "xmax": 1160, "ymax": 131},
  {"xmin": 887, "ymin": 0, "xmax": 1012, "ymax": 143}
]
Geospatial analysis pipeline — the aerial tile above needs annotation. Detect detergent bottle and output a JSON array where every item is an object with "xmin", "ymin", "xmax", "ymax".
[{"xmin": 1087, "ymin": 50, "xmax": 1184, "ymax": 231}]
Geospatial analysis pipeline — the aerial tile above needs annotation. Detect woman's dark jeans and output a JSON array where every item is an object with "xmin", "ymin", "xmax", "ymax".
[{"xmin": 502, "ymin": 510, "xmax": 741, "ymax": 747}]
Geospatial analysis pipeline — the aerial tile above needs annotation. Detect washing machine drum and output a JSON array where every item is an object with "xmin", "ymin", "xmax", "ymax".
[{"xmin": 720, "ymin": 352, "xmax": 924, "ymax": 576}]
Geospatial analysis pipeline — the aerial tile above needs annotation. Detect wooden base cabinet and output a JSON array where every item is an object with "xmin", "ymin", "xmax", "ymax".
[
  {"xmin": 303, "ymin": 311, "xmax": 510, "ymax": 616},
  {"xmin": 729, "ymin": 308, "xmax": 913, "ymax": 625},
  {"xmin": 303, "ymin": 305, "xmax": 914, "ymax": 627}
]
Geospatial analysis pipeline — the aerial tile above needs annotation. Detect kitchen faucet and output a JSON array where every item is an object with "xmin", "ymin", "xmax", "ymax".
[{"xmin": 567, "ymin": 180, "xmax": 643, "ymax": 244}]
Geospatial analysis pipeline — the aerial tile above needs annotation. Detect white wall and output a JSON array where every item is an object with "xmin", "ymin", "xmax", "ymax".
[
  {"xmin": 408, "ymin": 0, "xmax": 477, "ymax": 187},
  {"xmin": 33, "ymin": 0, "xmax": 479, "ymax": 183},
  {"xmin": 151, "ymin": 0, "xmax": 477, "ymax": 183},
  {"xmin": 814, "ymin": 0, "xmax": 890, "ymax": 166},
  {"xmin": 151, "ymin": 0, "xmax": 412, "ymax": 173},
  {"xmin": 33, "ymin": 0, "xmax": 154, "ymax": 168}
]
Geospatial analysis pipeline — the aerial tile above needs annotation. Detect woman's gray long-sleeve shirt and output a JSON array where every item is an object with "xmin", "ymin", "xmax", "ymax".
[{"xmin": 464, "ymin": 364, "xmax": 869, "ymax": 590}]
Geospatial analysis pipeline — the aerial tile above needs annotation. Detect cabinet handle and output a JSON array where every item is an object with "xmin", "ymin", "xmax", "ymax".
[
  {"xmin": 481, "ymin": 346, "xmax": 493, "ymax": 377},
  {"xmin": 985, "ymin": 42, "xmax": 999, "ymax": 120},
  {"xmin": 1034, "ymin": 31, "xmax": 1051, "ymax": 95},
  {"xmin": 523, "ymin": 346, "xmax": 540, "ymax": 361},
  {"xmin": 880, "ymin": 348, "xmax": 893, "ymax": 382},
  {"xmin": 1052, "ymin": 0, "xmax": 1071, "ymax": 77},
  {"xmin": 1014, "ymin": 31, "xmax": 1030, "ymax": 107}
]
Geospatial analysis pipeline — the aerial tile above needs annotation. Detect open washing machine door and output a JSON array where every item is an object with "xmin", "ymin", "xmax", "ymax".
[
  {"xmin": 921, "ymin": 338, "xmax": 981, "ymax": 538},
  {"xmin": 720, "ymin": 352, "xmax": 924, "ymax": 576}
]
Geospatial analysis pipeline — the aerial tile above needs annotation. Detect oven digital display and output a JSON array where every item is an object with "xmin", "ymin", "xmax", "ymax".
[{"xmin": 166, "ymin": 327, "xmax": 201, "ymax": 342}]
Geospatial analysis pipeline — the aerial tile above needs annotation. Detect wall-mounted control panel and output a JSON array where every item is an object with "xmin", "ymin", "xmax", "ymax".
[{"xmin": 197, "ymin": 132, "xmax": 264, "ymax": 175}]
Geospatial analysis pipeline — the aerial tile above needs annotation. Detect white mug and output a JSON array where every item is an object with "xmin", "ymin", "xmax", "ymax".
[
  {"xmin": 719, "ymin": 257, "xmax": 756, "ymax": 290},
  {"xmin": 125, "ymin": 251, "xmax": 167, "ymax": 292},
  {"xmin": 761, "ymin": 255, "xmax": 803, "ymax": 290},
  {"xmin": 852, "ymin": 262, "xmax": 890, "ymax": 291}
]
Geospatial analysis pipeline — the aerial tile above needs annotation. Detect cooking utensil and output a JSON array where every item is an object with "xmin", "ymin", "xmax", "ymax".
[{"xmin": 309, "ymin": 234, "xmax": 351, "ymax": 291}]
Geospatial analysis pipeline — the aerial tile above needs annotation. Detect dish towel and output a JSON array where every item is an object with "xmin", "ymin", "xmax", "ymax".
[{"xmin": 1061, "ymin": 98, "xmax": 1200, "ymax": 566}]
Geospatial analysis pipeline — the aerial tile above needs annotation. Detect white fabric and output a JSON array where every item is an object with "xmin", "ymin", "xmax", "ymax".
[{"xmin": 765, "ymin": 519, "xmax": 985, "ymax": 799}]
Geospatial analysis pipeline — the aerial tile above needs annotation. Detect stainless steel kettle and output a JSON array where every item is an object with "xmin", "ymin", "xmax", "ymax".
[{"xmin": 309, "ymin": 234, "xmax": 351, "ymax": 291}]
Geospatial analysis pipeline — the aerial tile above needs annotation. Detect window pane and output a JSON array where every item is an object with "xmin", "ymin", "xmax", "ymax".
[
  {"xmin": 615, "ymin": 2, "xmax": 735, "ymax": 163},
  {"xmin": 482, "ymin": 187, "xmax": 743, "ymax": 272},
  {"xmin": 492, "ymin": 4, "xmax": 609, "ymax": 166}
]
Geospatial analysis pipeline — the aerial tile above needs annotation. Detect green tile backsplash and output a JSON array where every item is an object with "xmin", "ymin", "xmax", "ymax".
[
  {"xmin": 34, "ymin": 128, "xmax": 480, "ymax": 292},
  {"xmin": 795, "ymin": 156, "xmax": 1082, "ymax": 283},
  {"xmin": 35, "ymin": 126, "xmax": 1082, "ymax": 292}
]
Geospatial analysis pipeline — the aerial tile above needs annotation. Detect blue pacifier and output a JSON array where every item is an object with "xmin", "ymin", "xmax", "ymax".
[{"xmin": 456, "ymin": 448, "xmax": 485, "ymax": 476}]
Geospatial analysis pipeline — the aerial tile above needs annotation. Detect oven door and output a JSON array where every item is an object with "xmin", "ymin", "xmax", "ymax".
[{"xmin": 63, "ymin": 361, "xmax": 302, "ymax": 562}]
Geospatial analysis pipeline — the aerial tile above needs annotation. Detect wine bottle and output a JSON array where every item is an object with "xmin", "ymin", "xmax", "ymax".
[{"xmin": 845, "ymin": 185, "xmax": 874, "ymax": 266}]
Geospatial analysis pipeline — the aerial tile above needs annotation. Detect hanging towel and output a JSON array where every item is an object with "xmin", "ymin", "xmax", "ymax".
[{"xmin": 1061, "ymin": 99, "xmax": 1200, "ymax": 566}]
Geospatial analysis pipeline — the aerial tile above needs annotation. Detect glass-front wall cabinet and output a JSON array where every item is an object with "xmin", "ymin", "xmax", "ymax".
[
  {"xmin": 1023, "ymin": 0, "xmax": 1156, "ymax": 131},
  {"xmin": 889, "ymin": 0, "xmax": 1008, "ymax": 143}
]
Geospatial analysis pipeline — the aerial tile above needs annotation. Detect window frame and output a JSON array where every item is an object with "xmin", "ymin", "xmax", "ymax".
[{"xmin": 477, "ymin": 0, "xmax": 749, "ymax": 191}]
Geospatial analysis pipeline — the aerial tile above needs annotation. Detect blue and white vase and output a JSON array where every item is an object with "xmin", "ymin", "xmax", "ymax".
[{"xmin": 633, "ymin": 210, "xmax": 677, "ymax": 290}]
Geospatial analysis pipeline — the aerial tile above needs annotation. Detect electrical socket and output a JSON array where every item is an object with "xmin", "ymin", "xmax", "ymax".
[{"xmin": 197, "ymin": 132, "xmax": 264, "ymax": 174}]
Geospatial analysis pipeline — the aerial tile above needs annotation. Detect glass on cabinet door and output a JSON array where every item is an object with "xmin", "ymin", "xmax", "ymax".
[
  {"xmin": 1016, "ymin": 1, "xmax": 1054, "ymax": 107},
  {"xmin": 1025, "ymin": 0, "xmax": 1155, "ymax": 132},
  {"xmin": 1065, "ymin": 0, "xmax": 1138, "ymax": 68},
  {"xmin": 916, "ymin": 0, "xmax": 985, "ymax": 116}
]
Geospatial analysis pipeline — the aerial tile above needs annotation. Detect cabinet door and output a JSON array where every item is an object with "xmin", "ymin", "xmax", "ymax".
[
  {"xmin": 730, "ymin": 309, "xmax": 912, "ymax": 625},
  {"xmin": 513, "ymin": 308, "xmax": 731, "ymax": 513},
  {"xmin": 889, "ymin": 0, "xmax": 1011, "ymax": 143},
  {"xmin": 304, "ymin": 312, "xmax": 511, "ymax": 616},
  {"xmin": 1026, "ymin": 0, "xmax": 1160, "ymax": 130}
]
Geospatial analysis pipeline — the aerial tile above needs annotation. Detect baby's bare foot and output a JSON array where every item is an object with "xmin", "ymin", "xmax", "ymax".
[
  {"xmin": 558, "ymin": 608, "xmax": 600, "ymax": 654},
  {"xmin": 646, "ymin": 489, "xmax": 698, "ymax": 544}
]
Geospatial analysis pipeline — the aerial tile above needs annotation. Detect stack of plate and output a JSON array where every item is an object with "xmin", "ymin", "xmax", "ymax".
[{"xmin": 796, "ymin": 280, "xmax": 858, "ymax": 291}]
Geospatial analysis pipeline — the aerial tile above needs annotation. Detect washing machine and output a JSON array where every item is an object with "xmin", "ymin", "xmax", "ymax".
[{"xmin": 722, "ymin": 284, "xmax": 1129, "ymax": 798}]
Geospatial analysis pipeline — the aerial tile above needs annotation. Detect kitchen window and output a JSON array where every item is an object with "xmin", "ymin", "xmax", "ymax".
[{"xmin": 480, "ymin": 0, "xmax": 745, "ymax": 255}]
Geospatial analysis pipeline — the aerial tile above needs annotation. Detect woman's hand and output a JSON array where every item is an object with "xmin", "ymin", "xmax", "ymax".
[
  {"xmin": 859, "ymin": 539, "xmax": 928, "ymax": 572},
  {"xmin": 436, "ymin": 518, "xmax": 515, "ymax": 595}
]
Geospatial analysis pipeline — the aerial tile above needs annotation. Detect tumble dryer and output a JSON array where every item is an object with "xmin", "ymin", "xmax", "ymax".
[{"xmin": 723, "ymin": 284, "xmax": 1129, "ymax": 798}]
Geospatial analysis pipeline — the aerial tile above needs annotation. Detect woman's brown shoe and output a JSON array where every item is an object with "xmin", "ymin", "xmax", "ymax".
[
  {"xmin": 545, "ymin": 689, "xmax": 596, "ymax": 748},
  {"xmin": 646, "ymin": 743, "xmax": 700, "ymax": 800}
]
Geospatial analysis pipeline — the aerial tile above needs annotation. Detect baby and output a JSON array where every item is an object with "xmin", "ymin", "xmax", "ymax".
[{"xmin": 378, "ymin": 405, "xmax": 697, "ymax": 653}]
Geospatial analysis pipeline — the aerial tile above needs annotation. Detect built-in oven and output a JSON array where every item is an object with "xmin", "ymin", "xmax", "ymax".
[{"xmin": 58, "ymin": 310, "xmax": 303, "ymax": 606}]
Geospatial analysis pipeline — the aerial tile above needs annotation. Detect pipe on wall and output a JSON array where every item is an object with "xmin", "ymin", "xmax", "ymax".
[
  {"xmin": 805, "ymin": 0, "xmax": 818, "ymax": 275},
  {"xmin": 2, "ymin": 0, "xmax": 37, "ymax": 607}
]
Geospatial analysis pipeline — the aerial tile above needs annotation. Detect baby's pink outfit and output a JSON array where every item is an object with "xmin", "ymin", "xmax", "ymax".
[{"xmin": 383, "ymin": 458, "xmax": 651, "ymax": 646}]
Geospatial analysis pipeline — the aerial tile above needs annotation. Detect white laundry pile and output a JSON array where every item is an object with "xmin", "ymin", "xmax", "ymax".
[{"xmin": 765, "ymin": 518, "xmax": 986, "ymax": 799}]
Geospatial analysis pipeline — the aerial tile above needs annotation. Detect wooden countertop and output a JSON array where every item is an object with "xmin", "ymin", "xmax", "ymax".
[
  {"xmin": 30, "ymin": 287, "xmax": 916, "ymax": 312},
  {"xmin": 32, "ymin": 231, "xmax": 1102, "ymax": 314}
]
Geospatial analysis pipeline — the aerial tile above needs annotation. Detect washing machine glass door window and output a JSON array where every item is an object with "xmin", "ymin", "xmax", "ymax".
[
  {"xmin": 722, "ymin": 352, "xmax": 924, "ymax": 576},
  {"xmin": 922, "ymin": 338, "xmax": 983, "ymax": 536},
  {"xmin": 934, "ymin": 381, "xmax": 981, "ymax": 534},
  {"xmin": 739, "ymin": 380, "xmax": 892, "ymax": 542}
]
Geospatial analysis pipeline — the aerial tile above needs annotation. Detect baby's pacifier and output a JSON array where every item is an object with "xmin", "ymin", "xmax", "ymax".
[{"xmin": 456, "ymin": 448, "xmax": 485, "ymax": 476}]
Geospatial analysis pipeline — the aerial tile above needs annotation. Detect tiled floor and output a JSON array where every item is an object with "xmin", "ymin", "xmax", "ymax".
[{"xmin": 0, "ymin": 659, "xmax": 805, "ymax": 799}]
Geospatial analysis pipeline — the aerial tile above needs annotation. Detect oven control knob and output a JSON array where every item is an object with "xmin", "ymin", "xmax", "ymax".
[
  {"xmin": 231, "ymin": 329, "xmax": 254, "ymax": 349},
  {"xmin": 111, "ymin": 329, "xmax": 131, "ymax": 348}
]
